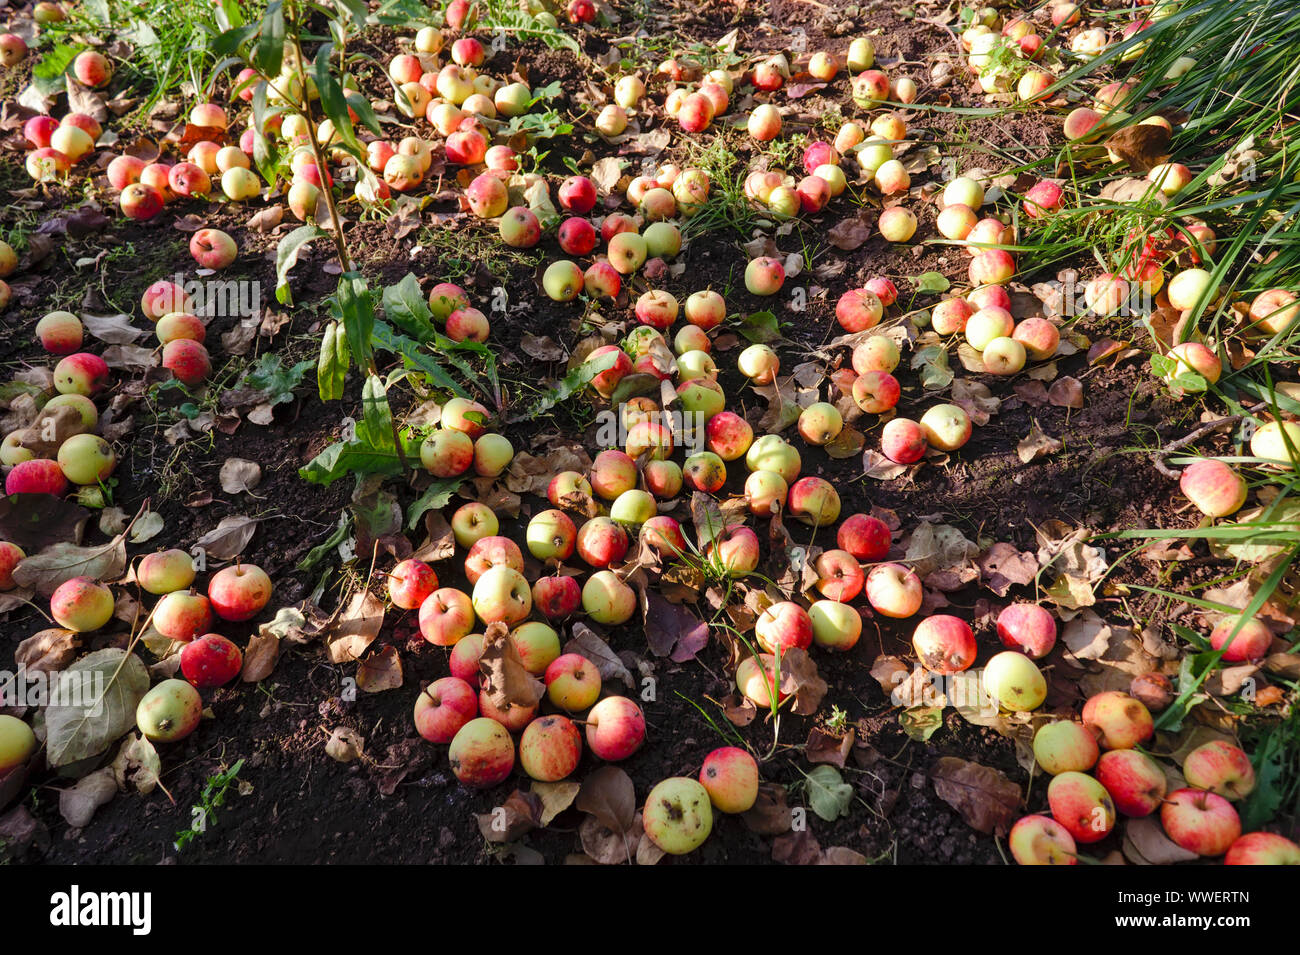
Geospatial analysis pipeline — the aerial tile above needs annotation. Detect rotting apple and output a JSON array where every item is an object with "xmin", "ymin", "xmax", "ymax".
[
  {"xmin": 1082, "ymin": 690, "xmax": 1154, "ymax": 750},
  {"xmin": 912, "ymin": 614, "xmax": 977, "ymax": 675},
  {"xmin": 1009, "ymin": 814, "xmax": 1078, "ymax": 865}
]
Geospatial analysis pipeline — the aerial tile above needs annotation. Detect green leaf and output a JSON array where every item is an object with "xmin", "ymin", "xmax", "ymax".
[
  {"xmin": 805, "ymin": 765, "xmax": 854, "ymax": 822},
  {"xmin": 298, "ymin": 510, "xmax": 351, "ymax": 571},
  {"xmin": 359, "ymin": 375, "xmax": 394, "ymax": 455},
  {"xmin": 911, "ymin": 344, "xmax": 955, "ymax": 390},
  {"xmin": 371, "ymin": 322, "xmax": 465, "ymax": 396},
  {"xmin": 335, "ymin": 274, "xmax": 376, "ymax": 374},
  {"xmin": 313, "ymin": 43, "xmax": 361, "ymax": 155},
  {"xmin": 239, "ymin": 353, "xmax": 314, "ymax": 406},
  {"xmin": 45, "ymin": 649, "xmax": 151, "ymax": 768},
  {"xmin": 381, "ymin": 273, "xmax": 437, "ymax": 342},
  {"xmin": 913, "ymin": 271, "xmax": 950, "ymax": 294},
  {"xmin": 317, "ymin": 321, "xmax": 350, "ymax": 401},
  {"xmin": 300, "ymin": 438, "xmax": 403, "ymax": 486},
  {"xmin": 32, "ymin": 43, "xmax": 81, "ymax": 98},
  {"xmin": 254, "ymin": 0, "xmax": 285, "ymax": 78},
  {"xmin": 737, "ymin": 310, "xmax": 781, "ymax": 343},
  {"xmin": 211, "ymin": 22, "xmax": 260, "ymax": 58},
  {"xmin": 1240, "ymin": 730, "xmax": 1286, "ymax": 832},
  {"xmin": 900, "ymin": 705, "xmax": 944, "ymax": 741},
  {"xmin": 275, "ymin": 225, "xmax": 327, "ymax": 306},
  {"xmin": 334, "ymin": 0, "xmax": 370, "ymax": 25},
  {"xmin": 346, "ymin": 90, "xmax": 382, "ymax": 137},
  {"xmin": 407, "ymin": 478, "xmax": 464, "ymax": 529}
]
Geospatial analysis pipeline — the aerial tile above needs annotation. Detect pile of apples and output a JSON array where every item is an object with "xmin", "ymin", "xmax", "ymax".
[{"xmin": 1014, "ymin": 692, "xmax": 1300, "ymax": 864}]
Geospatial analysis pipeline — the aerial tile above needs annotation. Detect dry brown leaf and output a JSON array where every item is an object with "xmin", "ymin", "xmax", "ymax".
[
  {"xmin": 357, "ymin": 645, "xmax": 403, "ymax": 692},
  {"xmin": 324, "ymin": 589, "xmax": 385, "ymax": 664},
  {"xmin": 480, "ymin": 620, "xmax": 545, "ymax": 711},
  {"xmin": 928, "ymin": 757, "xmax": 1020, "ymax": 836},
  {"xmin": 219, "ymin": 458, "xmax": 262, "ymax": 494},
  {"xmin": 576, "ymin": 765, "xmax": 636, "ymax": 834}
]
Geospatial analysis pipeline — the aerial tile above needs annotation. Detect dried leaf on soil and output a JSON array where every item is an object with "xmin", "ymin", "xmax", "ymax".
[
  {"xmin": 532, "ymin": 781, "xmax": 581, "ymax": 826},
  {"xmin": 111, "ymin": 733, "xmax": 162, "ymax": 796},
  {"xmin": 357, "ymin": 646, "xmax": 403, "ymax": 692},
  {"xmin": 477, "ymin": 790, "xmax": 543, "ymax": 843},
  {"xmin": 566, "ymin": 622, "xmax": 635, "ymax": 689},
  {"xmin": 1017, "ymin": 420, "xmax": 1062, "ymax": 463},
  {"xmin": 219, "ymin": 458, "xmax": 263, "ymax": 494},
  {"xmin": 15, "ymin": 628, "xmax": 80, "ymax": 675},
  {"xmin": 193, "ymin": 515, "xmax": 259, "ymax": 561},
  {"xmin": 324, "ymin": 589, "xmax": 385, "ymax": 664},
  {"xmin": 13, "ymin": 530, "xmax": 128, "ymax": 596},
  {"xmin": 576, "ymin": 765, "xmax": 636, "ymax": 834},
  {"xmin": 59, "ymin": 768, "xmax": 116, "ymax": 828},
  {"xmin": 325, "ymin": 727, "xmax": 365, "ymax": 763},
  {"xmin": 928, "ymin": 757, "xmax": 1021, "ymax": 836}
]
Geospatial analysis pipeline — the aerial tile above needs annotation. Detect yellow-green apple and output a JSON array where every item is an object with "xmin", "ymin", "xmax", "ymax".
[
  {"xmin": 755, "ymin": 601, "xmax": 813, "ymax": 653},
  {"xmin": 1167, "ymin": 267, "xmax": 1216, "ymax": 311},
  {"xmin": 542, "ymin": 260, "xmax": 584, "ymax": 302},
  {"xmin": 418, "ymin": 587, "xmax": 475, "ymax": 645},
  {"xmin": 814, "ymin": 549, "xmax": 864, "ymax": 602},
  {"xmin": 641, "ymin": 515, "xmax": 686, "ymax": 556},
  {"xmin": 582, "ymin": 570, "xmax": 636, "ymax": 625},
  {"xmin": 207, "ymin": 563, "xmax": 271, "ymax": 621},
  {"xmin": 912, "ymin": 614, "xmax": 976, "ymax": 674},
  {"xmin": 388, "ymin": 559, "xmax": 437, "ymax": 609},
  {"xmin": 748, "ymin": 103, "xmax": 782, "ymax": 141},
  {"xmin": 937, "ymin": 203, "xmax": 977, "ymax": 240},
  {"xmin": 744, "ymin": 470, "xmax": 788, "ymax": 517},
  {"xmin": 136, "ymin": 680, "xmax": 202, "ymax": 743},
  {"xmin": 705, "ymin": 524, "xmax": 760, "ymax": 577},
  {"xmin": 1248, "ymin": 288, "xmax": 1299, "ymax": 336},
  {"xmin": 152, "ymin": 590, "xmax": 214, "ymax": 642},
  {"xmin": 464, "ymin": 536, "xmax": 523, "ymax": 585},
  {"xmin": 545, "ymin": 653, "xmax": 602, "ymax": 711},
  {"xmin": 984, "ymin": 651, "xmax": 1046, "ymax": 711},
  {"xmin": 420, "ymin": 429, "xmax": 474, "ymax": 478},
  {"xmin": 614, "ymin": 74, "xmax": 644, "ymax": 108},
  {"xmin": 866, "ymin": 563, "xmax": 923, "ymax": 617},
  {"xmin": 737, "ymin": 343, "xmax": 779, "ymax": 384},
  {"xmin": 221, "ymin": 167, "xmax": 260, "ymax": 200},
  {"xmin": 643, "ymin": 221, "xmax": 681, "ymax": 259},
  {"xmin": 846, "ymin": 37, "xmax": 875, "ymax": 72},
  {"xmin": 744, "ymin": 256, "xmax": 785, "ymax": 296},
  {"xmin": 881, "ymin": 417, "xmax": 927, "ymax": 464},
  {"xmin": 644, "ymin": 777, "xmax": 713, "ymax": 854},
  {"xmin": 1209, "ymin": 614, "xmax": 1273, "ymax": 661},
  {"xmin": 965, "ymin": 306, "xmax": 1014, "ymax": 350},
  {"xmin": 997, "ymin": 603, "xmax": 1057, "ymax": 658},
  {"xmin": 451, "ymin": 502, "xmax": 499, "ymax": 548},
  {"xmin": 473, "ymin": 433, "xmax": 514, "ymax": 477},
  {"xmin": 676, "ymin": 350, "xmax": 717, "ymax": 382},
  {"xmin": 1250, "ymin": 419, "xmax": 1300, "ymax": 469},
  {"xmin": 56, "ymin": 433, "xmax": 115, "ymax": 485},
  {"xmin": 519, "ymin": 715, "xmax": 582, "ymax": 781},
  {"xmin": 0, "ymin": 715, "xmax": 36, "ymax": 771},
  {"xmin": 499, "ymin": 206, "xmax": 542, "ymax": 247},
  {"xmin": 746, "ymin": 434, "xmax": 801, "ymax": 483},
  {"xmin": 1082, "ymin": 691, "xmax": 1154, "ymax": 750},
  {"xmin": 700, "ymin": 747, "xmax": 759, "ymax": 813},
  {"xmin": 625, "ymin": 420, "xmax": 674, "ymax": 460},
  {"xmin": 1009, "ymin": 814, "xmax": 1078, "ymax": 865},
  {"xmin": 510, "ymin": 621, "xmax": 561, "ymax": 676},
  {"xmin": 1225, "ymin": 832, "xmax": 1300, "ymax": 865},
  {"xmin": 874, "ymin": 159, "xmax": 910, "ymax": 195},
  {"xmin": 684, "ymin": 289, "xmax": 726, "ymax": 329},
  {"xmin": 788, "ymin": 476, "xmax": 840, "ymax": 526},
  {"xmin": 525, "ymin": 510, "xmax": 577, "ymax": 562},
  {"xmin": 607, "ymin": 232, "xmax": 648, "ymax": 274},
  {"xmin": 1033, "ymin": 721, "xmax": 1100, "ymax": 775},
  {"xmin": 983, "ymin": 336, "xmax": 1026, "ymax": 375},
  {"xmin": 585, "ymin": 695, "xmax": 645, "ymax": 759},
  {"xmin": 1183, "ymin": 740, "xmax": 1256, "ymax": 801},
  {"xmin": 472, "ymin": 566, "xmax": 532, "ymax": 626},
  {"xmin": 384, "ymin": 154, "xmax": 423, "ymax": 191},
  {"xmin": 548, "ymin": 470, "xmax": 594, "ymax": 508},
  {"xmin": 576, "ymin": 517, "xmax": 630, "ymax": 568},
  {"xmin": 414, "ymin": 676, "xmax": 478, "ymax": 743},
  {"xmin": 1161, "ymin": 788, "xmax": 1241, "ymax": 856},
  {"xmin": 0, "ymin": 33, "xmax": 28, "ymax": 68},
  {"xmin": 919, "ymin": 403, "xmax": 972, "ymax": 451},
  {"xmin": 798, "ymin": 402, "xmax": 843, "ymax": 446},
  {"xmin": 50, "ymin": 576, "xmax": 115, "ymax": 632},
  {"xmin": 1048, "ymin": 771, "xmax": 1116, "ymax": 843},
  {"xmin": 1096, "ymin": 748, "xmax": 1167, "ymax": 816},
  {"xmin": 676, "ymin": 378, "xmax": 726, "ymax": 420},
  {"xmin": 837, "ymin": 513, "xmax": 891, "ymax": 561},
  {"xmin": 156, "ymin": 312, "xmax": 206, "ymax": 345},
  {"xmin": 1012, "ymin": 317, "xmax": 1060, "ymax": 360},
  {"xmin": 530, "ymin": 572, "xmax": 579, "ymax": 619},
  {"xmin": 449, "ymin": 717, "xmax": 515, "ymax": 787},
  {"xmin": 50, "ymin": 124, "xmax": 93, "ymax": 162},
  {"xmin": 610, "ymin": 489, "xmax": 657, "ymax": 525},
  {"xmin": 808, "ymin": 599, "xmax": 862, "ymax": 651}
]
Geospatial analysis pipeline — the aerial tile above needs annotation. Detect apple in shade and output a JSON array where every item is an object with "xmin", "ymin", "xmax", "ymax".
[
  {"xmin": 51, "ymin": 350, "xmax": 109, "ymax": 394},
  {"xmin": 448, "ymin": 718, "xmax": 515, "ymax": 787},
  {"xmin": 387, "ymin": 559, "xmax": 437, "ymax": 609},
  {"xmin": 1032, "ymin": 721, "xmax": 1099, "ymax": 775},
  {"xmin": 1009, "ymin": 815, "xmax": 1078, "ymax": 865},
  {"xmin": 1225, "ymin": 832, "xmax": 1300, "ymax": 865},
  {"xmin": 808, "ymin": 600, "xmax": 862, "ymax": 651},
  {"xmin": 1183, "ymin": 740, "xmax": 1256, "ymax": 801},
  {"xmin": 837, "ymin": 513, "xmax": 891, "ymax": 561},
  {"xmin": 156, "ymin": 312, "xmax": 205, "ymax": 345},
  {"xmin": 643, "ymin": 777, "xmax": 713, "ymax": 855},
  {"xmin": 446, "ymin": 634, "xmax": 485, "ymax": 689},
  {"xmin": 996, "ymin": 603, "xmax": 1057, "ymax": 658},
  {"xmin": 1095, "ymin": 749, "xmax": 1167, "ymax": 817},
  {"xmin": 154, "ymin": 591, "xmax": 215, "ymax": 642},
  {"xmin": 755, "ymin": 601, "xmax": 814, "ymax": 654},
  {"xmin": 1251, "ymin": 419, "xmax": 1300, "ymax": 469},
  {"xmin": 0, "ymin": 542, "xmax": 26, "ymax": 591},
  {"xmin": 57, "ymin": 434, "xmax": 115, "ymax": 485},
  {"xmin": 532, "ymin": 574, "xmax": 581, "ymax": 621},
  {"xmin": 475, "ymin": 690, "xmax": 532, "ymax": 733},
  {"xmin": 865, "ymin": 563, "xmax": 922, "ymax": 618},
  {"xmin": 585, "ymin": 696, "xmax": 645, "ymax": 760},
  {"xmin": 414, "ymin": 677, "xmax": 478, "ymax": 744},
  {"xmin": 418, "ymin": 588, "xmax": 475, "ymax": 646},
  {"xmin": 50, "ymin": 576, "xmax": 115, "ymax": 632},
  {"xmin": 36, "ymin": 311, "xmax": 84, "ymax": 355},
  {"xmin": 699, "ymin": 747, "xmax": 759, "ymax": 814},
  {"xmin": 136, "ymin": 680, "xmax": 202, "ymax": 743},
  {"xmin": 1209, "ymin": 614, "xmax": 1273, "ymax": 662},
  {"xmin": 881, "ymin": 418, "xmax": 927, "ymax": 465},
  {"xmin": 177, "ymin": 634, "xmax": 241, "ymax": 688},
  {"xmin": 1162, "ymin": 788, "xmax": 1241, "ymax": 857},
  {"xmin": 545, "ymin": 653, "xmax": 602, "ymax": 711},
  {"xmin": 581, "ymin": 570, "xmax": 636, "ymax": 625},
  {"xmin": 6, "ymin": 459, "xmax": 69, "ymax": 496},
  {"xmin": 641, "ymin": 517, "xmax": 686, "ymax": 558},
  {"xmin": 912, "ymin": 615, "xmax": 977, "ymax": 675},
  {"xmin": 1047, "ymin": 771, "xmax": 1116, "ymax": 844},
  {"xmin": 1082, "ymin": 691, "xmax": 1154, "ymax": 750}
]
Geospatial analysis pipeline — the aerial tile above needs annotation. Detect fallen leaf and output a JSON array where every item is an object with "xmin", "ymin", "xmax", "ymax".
[
  {"xmin": 1017, "ymin": 420, "xmax": 1062, "ymax": 463},
  {"xmin": 357, "ymin": 646, "xmax": 403, "ymax": 692},
  {"xmin": 59, "ymin": 768, "xmax": 116, "ymax": 828},
  {"xmin": 928, "ymin": 757, "xmax": 1020, "ymax": 835},
  {"xmin": 576, "ymin": 765, "xmax": 636, "ymax": 834},
  {"xmin": 219, "ymin": 458, "xmax": 262, "ymax": 494},
  {"xmin": 324, "ymin": 589, "xmax": 385, "ymax": 664},
  {"xmin": 325, "ymin": 727, "xmax": 364, "ymax": 762},
  {"xmin": 193, "ymin": 515, "xmax": 259, "ymax": 561}
]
